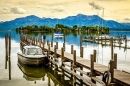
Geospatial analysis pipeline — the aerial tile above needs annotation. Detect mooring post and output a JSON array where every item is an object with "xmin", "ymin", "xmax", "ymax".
[
  {"xmin": 9, "ymin": 34, "xmax": 11, "ymax": 80},
  {"xmin": 73, "ymin": 50, "xmax": 76, "ymax": 83},
  {"xmin": 47, "ymin": 43, "xmax": 50, "ymax": 58},
  {"xmin": 5, "ymin": 33, "xmax": 8, "ymax": 69},
  {"xmin": 93, "ymin": 50, "xmax": 96, "ymax": 62},
  {"xmin": 80, "ymin": 47, "xmax": 83, "ymax": 58},
  {"xmin": 47, "ymin": 40, "xmax": 49, "ymax": 46},
  {"xmin": 111, "ymin": 37, "xmax": 113, "ymax": 60},
  {"xmin": 114, "ymin": 53, "xmax": 117, "ymax": 69},
  {"xmin": 42, "ymin": 42, "xmax": 44, "ymax": 53},
  {"xmin": 125, "ymin": 35, "xmax": 127, "ymax": 48},
  {"xmin": 54, "ymin": 45, "xmax": 57, "ymax": 70},
  {"xmin": 110, "ymin": 60, "xmax": 114, "ymax": 83},
  {"xmin": 51, "ymin": 40, "xmax": 53, "ymax": 47},
  {"xmin": 64, "ymin": 32, "xmax": 65, "ymax": 51},
  {"xmin": 90, "ymin": 54, "xmax": 96, "ymax": 83},
  {"xmin": 61, "ymin": 47, "xmax": 64, "ymax": 76},
  {"xmin": 71, "ymin": 45, "xmax": 73, "ymax": 54},
  {"xmin": 39, "ymin": 39, "xmax": 41, "ymax": 48},
  {"xmin": 36, "ymin": 38, "xmax": 37, "ymax": 46},
  {"xmin": 90, "ymin": 54, "xmax": 94, "ymax": 75},
  {"xmin": 34, "ymin": 37, "xmax": 35, "ymax": 45},
  {"xmin": 56, "ymin": 42, "xmax": 58, "ymax": 49},
  {"xmin": 80, "ymin": 35, "xmax": 82, "ymax": 55},
  {"xmin": 63, "ymin": 43, "xmax": 65, "ymax": 51}
]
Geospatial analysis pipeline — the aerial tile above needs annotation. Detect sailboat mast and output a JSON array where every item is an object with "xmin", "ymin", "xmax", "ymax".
[
  {"xmin": 102, "ymin": 8, "xmax": 104, "ymax": 32},
  {"xmin": 97, "ymin": 12, "xmax": 99, "ymax": 33}
]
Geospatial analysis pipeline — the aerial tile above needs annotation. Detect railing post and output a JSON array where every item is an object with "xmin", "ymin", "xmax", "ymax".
[
  {"xmin": 110, "ymin": 60, "xmax": 114, "ymax": 83},
  {"xmin": 47, "ymin": 40, "xmax": 49, "ymax": 46},
  {"xmin": 114, "ymin": 53, "xmax": 117, "ymax": 69},
  {"xmin": 111, "ymin": 37, "xmax": 113, "ymax": 60},
  {"xmin": 93, "ymin": 50, "xmax": 96, "ymax": 62},
  {"xmin": 51, "ymin": 40, "xmax": 53, "ymax": 47},
  {"xmin": 71, "ymin": 45, "xmax": 73, "ymax": 54},
  {"xmin": 56, "ymin": 42, "xmax": 58, "ymax": 49},
  {"xmin": 61, "ymin": 47, "xmax": 64, "ymax": 76},
  {"xmin": 80, "ymin": 47, "xmax": 83, "ymax": 58},
  {"xmin": 73, "ymin": 50, "xmax": 76, "ymax": 83}
]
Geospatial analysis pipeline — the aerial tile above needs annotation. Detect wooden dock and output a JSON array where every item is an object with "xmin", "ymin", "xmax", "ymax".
[
  {"xmin": 20, "ymin": 34, "xmax": 130, "ymax": 86},
  {"xmin": 82, "ymin": 35, "xmax": 130, "ymax": 49}
]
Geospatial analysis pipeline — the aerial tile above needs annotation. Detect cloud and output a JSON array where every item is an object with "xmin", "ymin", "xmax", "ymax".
[
  {"xmin": 89, "ymin": 2, "xmax": 102, "ymax": 10},
  {"xmin": 0, "ymin": 7, "xmax": 11, "ymax": 14},
  {"xmin": 0, "ymin": 7, "xmax": 27, "ymax": 14},
  {"xmin": 10, "ymin": 7, "xmax": 26, "ymax": 14},
  {"xmin": 124, "ymin": 17, "xmax": 130, "ymax": 21},
  {"xmin": 51, "ymin": 6, "xmax": 65, "ymax": 13}
]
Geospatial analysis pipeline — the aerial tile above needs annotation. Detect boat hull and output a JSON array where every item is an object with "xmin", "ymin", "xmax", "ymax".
[{"xmin": 17, "ymin": 53, "xmax": 46, "ymax": 66}]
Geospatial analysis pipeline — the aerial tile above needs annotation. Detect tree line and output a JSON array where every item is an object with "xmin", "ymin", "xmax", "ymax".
[{"xmin": 16, "ymin": 24, "xmax": 109, "ymax": 32}]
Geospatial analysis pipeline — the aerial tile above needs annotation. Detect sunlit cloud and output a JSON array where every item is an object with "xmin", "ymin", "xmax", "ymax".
[
  {"xmin": 89, "ymin": 2, "xmax": 103, "ymax": 10},
  {"xmin": 0, "ymin": 7, "xmax": 28, "ymax": 14},
  {"xmin": 124, "ymin": 17, "xmax": 130, "ymax": 21},
  {"xmin": 11, "ymin": 7, "xmax": 26, "ymax": 14}
]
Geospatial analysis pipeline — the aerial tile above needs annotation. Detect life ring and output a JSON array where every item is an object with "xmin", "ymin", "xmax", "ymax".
[{"xmin": 102, "ymin": 71, "xmax": 111, "ymax": 85}]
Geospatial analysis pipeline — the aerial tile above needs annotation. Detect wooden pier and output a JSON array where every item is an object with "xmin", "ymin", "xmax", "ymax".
[
  {"xmin": 20, "ymin": 34, "xmax": 130, "ymax": 86},
  {"xmin": 82, "ymin": 35, "xmax": 130, "ymax": 49}
]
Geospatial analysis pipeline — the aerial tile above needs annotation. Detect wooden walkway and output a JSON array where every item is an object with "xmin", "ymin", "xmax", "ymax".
[
  {"xmin": 20, "ymin": 34, "xmax": 130, "ymax": 86},
  {"xmin": 44, "ymin": 45, "xmax": 130, "ymax": 86}
]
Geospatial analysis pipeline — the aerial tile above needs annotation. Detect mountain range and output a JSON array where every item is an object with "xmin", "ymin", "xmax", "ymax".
[{"xmin": 0, "ymin": 14, "xmax": 130, "ymax": 30}]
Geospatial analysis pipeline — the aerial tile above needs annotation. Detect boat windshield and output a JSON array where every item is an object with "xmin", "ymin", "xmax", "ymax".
[{"xmin": 27, "ymin": 48, "xmax": 42, "ymax": 55}]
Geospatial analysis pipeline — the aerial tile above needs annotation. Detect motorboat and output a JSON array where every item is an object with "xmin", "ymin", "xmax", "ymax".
[
  {"xmin": 17, "ymin": 45, "xmax": 48, "ymax": 66},
  {"xmin": 54, "ymin": 32, "xmax": 63, "ymax": 36}
]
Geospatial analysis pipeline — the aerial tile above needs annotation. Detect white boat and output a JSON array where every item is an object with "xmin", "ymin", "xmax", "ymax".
[
  {"xmin": 54, "ymin": 32, "xmax": 63, "ymax": 36},
  {"xmin": 17, "ymin": 46, "xmax": 48, "ymax": 66}
]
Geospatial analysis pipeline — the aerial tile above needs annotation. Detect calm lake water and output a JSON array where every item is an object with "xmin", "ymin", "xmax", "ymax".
[{"xmin": 0, "ymin": 30, "xmax": 130, "ymax": 86}]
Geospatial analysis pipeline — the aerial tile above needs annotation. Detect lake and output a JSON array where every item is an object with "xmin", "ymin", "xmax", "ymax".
[{"xmin": 0, "ymin": 30, "xmax": 130, "ymax": 86}]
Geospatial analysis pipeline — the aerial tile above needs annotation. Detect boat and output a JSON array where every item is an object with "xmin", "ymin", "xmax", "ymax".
[
  {"xmin": 54, "ymin": 32, "xmax": 63, "ymax": 36},
  {"xmin": 17, "ymin": 45, "xmax": 48, "ymax": 66}
]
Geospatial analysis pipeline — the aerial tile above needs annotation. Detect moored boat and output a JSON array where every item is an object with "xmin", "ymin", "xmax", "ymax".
[
  {"xmin": 17, "ymin": 45, "xmax": 48, "ymax": 66},
  {"xmin": 54, "ymin": 32, "xmax": 63, "ymax": 36}
]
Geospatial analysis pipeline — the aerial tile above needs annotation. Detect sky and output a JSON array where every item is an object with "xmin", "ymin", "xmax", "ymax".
[{"xmin": 0, "ymin": 0, "xmax": 130, "ymax": 23}]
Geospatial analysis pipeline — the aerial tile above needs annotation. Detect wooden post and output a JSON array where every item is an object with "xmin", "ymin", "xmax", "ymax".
[
  {"xmin": 56, "ymin": 42, "xmax": 58, "ymax": 49},
  {"xmin": 36, "ymin": 38, "xmax": 37, "ymax": 46},
  {"xmin": 90, "ymin": 54, "xmax": 94, "ymax": 75},
  {"xmin": 39, "ymin": 40, "xmax": 41, "ymax": 47},
  {"xmin": 110, "ymin": 60, "xmax": 114, "ymax": 83},
  {"xmin": 47, "ymin": 40, "xmax": 49, "ymax": 46},
  {"xmin": 93, "ymin": 50, "xmax": 96, "ymax": 62},
  {"xmin": 71, "ymin": 45, "xmax": 73, "ymax": 54},
  {"xmin": 51, "ymin": 40, "xmax": 53, "ymax": 47},
  {"xmin": 9, "ymin": 34, "xmax": 11, "ymax": 80},
  {"xmin": 61, "ymin": 47, "xmax": 64, "ymax": 76},
  {"xmin": 73, "ymin": 50, "xmax": 76, "ymax": 83},
  {"xmin": 42, "ymin": 42, "xmax": 44, "ymax": 53},
  {"xmin": 64, "ymin": 32, "xmax": 65, "ymax": 51},
  {"xmin": 64, "ymin": 32, "xmax": 65, "ymax": 43},
  {"xmin": 114, "ymin": 53, "xmax": 117, "ymax": 69},
  {"xmin": 5, "ymin": 33, "xmax": 8, "ymax": 69},
  {"xmin": 47, "ymin": 43, "xmax": 50, "ymax": 58},
  {"xmin": 80, "ymin": 35, "xmax": 82, "ymax": 55},
  {"xmin": 63, "ymin": 43, "xmax": 65, "ymax": 51},
  {"xmin": 111, "ymin": 37, "xmax": 113, "ymax": 60},
  {"xmin": 54, "ymin": 45, "xmax": 57, "ymax": 70},
  {"xmin": 52, "ymin": 32, "xmax": 53, "ymax": 40},
  {"xmin": 80, "ymin": 47, "xmax": 83, "ymax": 58}
]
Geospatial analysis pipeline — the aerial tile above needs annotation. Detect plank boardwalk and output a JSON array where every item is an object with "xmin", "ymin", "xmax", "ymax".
[
  {"xmin": 44, "ymin": 45, "xmax": 130, "ymax": 86},
  {"xmin": 21, "ymin": 39, "xmax": 130, "ymax": 86}
]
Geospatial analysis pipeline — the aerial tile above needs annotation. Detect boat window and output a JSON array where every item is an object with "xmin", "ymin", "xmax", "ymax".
[
  {"xmin": 27, "ymin": 48, "xmax": 42, "ymax": 55},
  {"xmin": 23, "ymin": 48, "xmax": 26, "ymax": 54}
]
